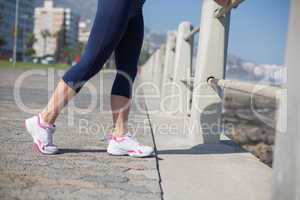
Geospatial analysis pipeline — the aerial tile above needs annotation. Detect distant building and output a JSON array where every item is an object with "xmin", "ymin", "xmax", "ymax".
[
  {"xmin": 64, "ymin": 8, "xmax": 80, "ymax": 49},
  {"xmin": 78, "ymin": 20, "xmax": 91, "ymax": 44},
  {"xmin": 0, "ymin": 0, "xmax": 35, "ymax": 59},
  {"xmin": 77, "ymin": 20, "xmax": 114, "ymax": 69},
  {"xmin": 34, "ymin": 0, "xmax": 79, "ymax": 57}
]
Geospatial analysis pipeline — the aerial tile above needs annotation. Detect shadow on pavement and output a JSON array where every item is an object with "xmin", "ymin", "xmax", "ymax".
[
  {"xmin": 157, "ymin": 140, "xmax": 247, "ymax": 155},
  {"xmin": 58, "ymin": 148, "xmax": 107, "ymax": 154}
]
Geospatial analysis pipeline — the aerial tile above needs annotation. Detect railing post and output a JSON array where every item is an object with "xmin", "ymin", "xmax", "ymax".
[
  {"xmin": 171, "ymin": 22, "xmax": 194, "ymax": 115},
  {"xmin": 140, "ymin": 51, "xmax": 156, "ymax": 83},
  {"xmin": 152, "ymin": 45, "xmax": 166, "ymax": 89},
  {"xmin": 272, "ymin": 0, "xmax": 299, "ymax": 198},
  {"xmin": 162, "ymin": 31, "xmax": 177, "ymax": 100},
  {"xmin": 191, "ymin": 0, "xmax": 230, "ymax": 143}
]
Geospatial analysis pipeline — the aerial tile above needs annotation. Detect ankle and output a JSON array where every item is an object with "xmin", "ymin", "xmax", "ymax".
[
  {"xmin": 112, "ymin": 129, "xmax": 128, "ymax": 137},
  {"xmin": 40, "ymin": 112, "xmax": 55, "ymax": 125}
]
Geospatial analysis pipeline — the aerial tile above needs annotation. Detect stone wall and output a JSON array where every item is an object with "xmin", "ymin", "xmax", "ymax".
[{"xmin": 223, "ymin": 89, "xmax": 277, "ymax": 166}]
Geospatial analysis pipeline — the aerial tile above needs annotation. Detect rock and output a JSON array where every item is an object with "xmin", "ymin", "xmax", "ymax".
[{"xmin": 224, "ymin": 90, "xmax": 277, "ymax": 165}]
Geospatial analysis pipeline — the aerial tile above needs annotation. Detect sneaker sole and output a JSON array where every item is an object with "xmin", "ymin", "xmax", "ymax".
[
  {"xmin": 107, "ymin": 148, "xmax": 153, "ymax": 158},
  {"xmin": 32, "ymin": 143, "xmax": 58, "ymax": 155},
  {"xmin": 128, "ymin": 152, "xmax": 153, "ymax": 158}
]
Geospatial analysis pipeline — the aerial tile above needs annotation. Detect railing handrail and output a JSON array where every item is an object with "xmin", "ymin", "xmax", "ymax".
[
  {"xmin": 184, "ymin": 26, "xmax": 200, "ymax": 41},
  {"xmin": 207, "ymin": 77, "xmax": 281, "ymax": 99}
]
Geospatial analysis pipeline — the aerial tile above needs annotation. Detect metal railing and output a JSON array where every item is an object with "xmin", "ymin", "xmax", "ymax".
[
  {"xmin": 140, "ymin": 1, "xmax": 298, "ymax": 197},
  {"xmin": 207, "ymin": 77, "xmax": 280, "ymax": 99},
  {"xmin": 184, "ymin": 26, "xmax": 200, "ymax": 41}
]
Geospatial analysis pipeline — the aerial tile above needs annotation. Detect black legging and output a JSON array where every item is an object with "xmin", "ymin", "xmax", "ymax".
[{"xmin": 62, "ymin": 0, "xmax": 145, "ymax": 98}]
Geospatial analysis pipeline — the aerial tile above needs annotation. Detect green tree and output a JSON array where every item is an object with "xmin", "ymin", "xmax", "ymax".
[
  {"xmin": 0, "ymin": 15, "xmax": 6, "ymax": 48},
  {"xmin": 25, "ymin": 33, "xmax": 37, "ymax": 57},
  {"xmin": 78, "ymin": 42, "xmax": 86, "ymax": 54},
  {"xmin": 61, "ymin": 45, "xmax": 84, "ymax": 65},
  {"xmin": 40, "ymin": 29, "xmax": 51, "ymax": 57},
  {"xmin": 54, "ymin": 25, "xmax": 83, "ymax": 64},
  {"xmin": 54, "ymin": 26, "xmax": 67, "ymax": 62},
  {"xmin": 0, "ymin": 38, "xmax": 6, "ymax": 48}
]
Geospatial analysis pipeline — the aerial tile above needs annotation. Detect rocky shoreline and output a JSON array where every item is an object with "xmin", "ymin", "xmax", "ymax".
[{"xmin": 223, "ymin": 89, "xmax": 277, "ymax": 166}]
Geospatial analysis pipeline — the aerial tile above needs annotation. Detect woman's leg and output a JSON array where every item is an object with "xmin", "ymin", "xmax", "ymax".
[
  {"xmin": 104, "ymin": 9, "xmax": 153, "ymax": 158},
  {"xmin": 111, "ymin": 96, "xmax": 131, "ymax": 137},
  {"xmin": 40, "ymin": 0, "xmax": 134, "ymax": 124},
  {"xmin": 111, "ymin": 13, "xmax": 144, "ymax": 137},
  {"xmin": 26, "ymin": 0, "xmax": 135, "ymax": 154},
  {"xmin": 40, "ymin": 80, "xmax": 76, "ymax": 124}
]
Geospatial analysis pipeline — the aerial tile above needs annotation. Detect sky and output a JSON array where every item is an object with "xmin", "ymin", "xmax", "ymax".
[{"xmin": 143, "ymin": 0, "xmax": 291, "ymax": 65}]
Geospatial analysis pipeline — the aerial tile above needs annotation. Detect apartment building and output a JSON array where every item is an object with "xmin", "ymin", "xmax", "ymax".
[
  {"xmin": 34, "ymin": 0, "xmax": 79, "ymax": 57},
  {"xmin": 0, "ymin": 0, "xmax": 35, "ymax": 59}
]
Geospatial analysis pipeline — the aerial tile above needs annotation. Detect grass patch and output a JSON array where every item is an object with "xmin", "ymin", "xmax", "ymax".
[{"xmin": 0, "ymin": 60, "xmax": 69, "ymax": 70}]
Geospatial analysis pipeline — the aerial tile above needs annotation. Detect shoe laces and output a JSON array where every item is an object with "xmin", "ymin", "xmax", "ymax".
[
  {"xmin": 46, "ymin": 127, "xmax": 55, "ymax": 146},
  {"xmin": 125, "ymin": 133, "xmax": 141, "ymax": 145},
  {"xmin": 110, "ymin": 133, "xmax": 140, "ymax": 145}
]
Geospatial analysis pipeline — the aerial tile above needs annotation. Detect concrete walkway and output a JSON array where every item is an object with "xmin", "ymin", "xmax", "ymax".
[
  {"xmin": 0, "ymin": 69, "xmax": 161, "ymax": 200},
  {"xmin": 0, "ymin": 68, "xmax": 272, "ymax": 200},
  {"xmin": 142, "ymin": 83, "xmax": 272, "ymax": 200},
  {"xmin": 147, "ymin": 114, "xmax": 272, "ymax": 200}
]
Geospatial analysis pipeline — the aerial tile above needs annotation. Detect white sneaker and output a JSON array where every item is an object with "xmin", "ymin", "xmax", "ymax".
[
  {"xmin": 25, "ymin": 115, "xmax": 59, "ymax": 155},
  {"xmin": 107, "ymin": 133, "xmax": 154, "ymax": 158}
]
